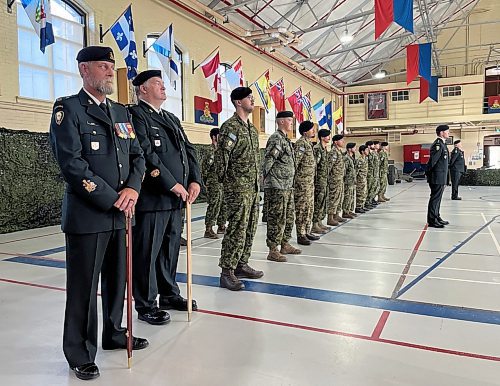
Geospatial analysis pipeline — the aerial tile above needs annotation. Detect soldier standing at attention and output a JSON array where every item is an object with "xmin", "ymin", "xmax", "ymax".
[
  {"xmin": 449, "ymin": 139, "xmax": 466, "ymax": 200},
  {"xmin": 49, "ymin": 46, "xmax": 148, "ymax": 380},
  {"xmin": 371, "ymin": 140, "xmax": 381, "ymax": 205},
  {"xmin": 294, "ymin": 121, "xmax": 320, "ymax": 246},
  {"xmin": 311, "ymin": 129, "xmax": 331, "ymax": 234},
  {"xmin": 378, "ymin": 141, "xmax": 390, "ymax": 202},
  {"xmin": 427, "ymin": 125, "xmax": 451, "ymax": 228},
  {"xmin": 342, "ymin": 142, "xmax": 357, "ymax": 219},
  {"xmin": 202, "ymin": 128, "xmax": 226, "ymax": 238},
  {"xmin": 327, "ymin": 134, "xmax": 346, "ymax": 226},
  {"xmin": 215, "ymin": 87, "xmax": 264, "ymax": 291},
  {"xmin": 365, "ymin": 141, "xmax": 376, "ymax": 209},
  {"xmin": 262, "ymin": 111, "xmax": 302, "ymax": 262},
  {"xmin": 355, "ymin": 145, "xmax": 370, "ymax": 214}
]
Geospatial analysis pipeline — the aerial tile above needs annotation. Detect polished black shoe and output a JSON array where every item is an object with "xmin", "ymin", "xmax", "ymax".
[
  {"xmin": 306, "ymin": 233, "xmax": 320, "ymax": 241},
  {"xmin": 180, "ymin": 237, "xmax": 187, "ymax": 246},
  {"xmin": 437, "ymin": 218, "xmax": 449, "ymax": 225},
  {"xmin": 159, "ymin": 296, "xmax": 198, "ymax": 311},
  {"xmin": 363, "ymin": 206, "xmax": 372, "ymax": 211},
  {"xmin": 138, "ymin": 308, "xmax": 171, "ymax": 325},
  {"xmin": 70, "ymin": 363, "xmax": 100, "ymax": 380},
  {"xmin": 355, "ymin": 208, "xmax": 365, "ymax": 214},
  {"xmin": 428, "ymin": 222, "xmax": 445, "ymax": 228},
  {"xmin": 297, "ymin": 235, "xmax": 311, "ymax": 245},
  {"xmin": 102, "ymin": 336, "xmax": 149, "ymax": 351},
  {"xmin": 452, "ymin": 197, "xmax": 462, "ymax": 200}
]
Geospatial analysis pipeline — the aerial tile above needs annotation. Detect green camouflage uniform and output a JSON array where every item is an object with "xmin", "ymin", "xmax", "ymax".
[
  {"xmin": 262, "ymin": 130, "xmax": 295, "ymax": 249},
  {"xmin": 294, "ymin": 136, "xmax": 315, "ymax": 236},
  {"xmin": 215, "ymin": 113, "xmax": 260, "ymax": 269},
  {"xmin": 202, "ymin": 144, "xmax": 226, "ymax": 227},
  {"xmin": 327, "ymin": 146, "xmax": 345, "ymax": 215},
  {"xmin": 378, "ymin": 150, "xmax": 389, "ymax": 197},
  {"xmin": 312, "ymin": 143, "xmax": 329, "ymax": 223},
  {"xmin": 342, "ymin": 152, "xmax": 356, "ymax": 213},
  {"xmin": 367, "ymin": 151, "xmax": 380, "ymax": 202},
  {"xmin": 355, "ymin": 155, "xmax": 369, "ymax": 209}
]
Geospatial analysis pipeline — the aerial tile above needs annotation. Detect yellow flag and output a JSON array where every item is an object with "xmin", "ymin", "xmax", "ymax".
[
  {"xmin": 333, "ymin": 106, "xmax": 343, "ymax": 134},
  {"xmin": 254, "ymin": 70, "xmax": 272, "ymax": 113}
]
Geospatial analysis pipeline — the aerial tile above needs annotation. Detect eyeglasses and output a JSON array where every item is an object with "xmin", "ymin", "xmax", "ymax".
[{"xmin": 245, "ymin": 95, "xmax": 255, "ymax": 101}]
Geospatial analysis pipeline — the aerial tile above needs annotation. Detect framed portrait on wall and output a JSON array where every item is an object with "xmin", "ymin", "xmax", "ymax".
[
  {"xmin": 445, "ymin": 136, "xmax": 454, "ymax": 145},
  {"xmin": 366, "ymin": 92, "xmax": 389, "ymax": 120}
]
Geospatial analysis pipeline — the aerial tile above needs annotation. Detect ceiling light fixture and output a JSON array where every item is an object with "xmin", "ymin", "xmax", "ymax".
[
  {"xmin": 374, "ymin": 70, "xmax": 387, "ymax": 79},
  {"xmin": 339, "ymin": 28, "xmax": 353, "ymax": 45}
]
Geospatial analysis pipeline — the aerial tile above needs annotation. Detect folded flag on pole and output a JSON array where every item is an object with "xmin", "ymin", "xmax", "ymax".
[
  {"xmin": 419, "ymin": 76, "xmax": 438, "ymax": 103},
  {"xmin": 313, "ymin": 99, "xmax": 327, "ymax": 127},
  {"xmin": 375, "ymin": 0, "xmax": 413, "ymax": 39},
  {"xmin": 21, "ymin": 0, "xmax": 55, "ymax": 53},
  {"xmin": 151, "ymin": 24, "xmax": 180, "ymax": 86},
  {"xmin": 269, "ymin": 78, "xmax": 285, "ymax": 112},
  {"xmin": 406, "ymin": 42, "xmax": 432, "ymax": 84},
  {"xmin": 333, "ymin": 106, "xmax": 344, "ymax": 134},
  {"xmin": 199, "ymin": 50, "xmax": 222, "ymax": 113},
  {"xmin": 301, "ymin": 92, "xmax": 313, "ymax": 121},
  {"xmin": 324, "ymin": 101, "xmax": 333, "ymax": 130},
  {"xmin": 254, "ymin": 70, "xmax": 272, "ymax": 113},
  {"xmin": 287, "ymin": 87, "xmax": 304, "ymax": 123},
  {"xmin": 110, "ymin": 5, "xmax": 138, "ymax": 79}
]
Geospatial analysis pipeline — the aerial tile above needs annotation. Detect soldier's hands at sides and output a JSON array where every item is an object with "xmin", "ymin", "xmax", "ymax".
[
  {"xmin": 171, "ymin": 183, "xmax": 189, "ymax": 202},
  {"xmin": 115, "ymin": 188, "xmax": 139, "ymax": 217},
  {"xmin": 187, "ymin": 182, "xmax": 201, "ymax": 204}
]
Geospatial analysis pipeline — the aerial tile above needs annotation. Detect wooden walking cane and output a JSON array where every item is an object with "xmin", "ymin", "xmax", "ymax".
[
  {"xmin": 125, "ymin": 215, "xmax": 133, "ymax": 368},
  {"xmin": 186, "ymin": 201, "xmax": 193, "ymax": 322}
]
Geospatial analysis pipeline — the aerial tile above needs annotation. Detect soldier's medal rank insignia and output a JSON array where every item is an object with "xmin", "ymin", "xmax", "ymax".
[
  {"xmin": 82, "ymin": 179, "xmax": 97, "ymax": 193},
  {"xmin": 114, "ymin": 122, "xmax": 136, "ymax": 139}
]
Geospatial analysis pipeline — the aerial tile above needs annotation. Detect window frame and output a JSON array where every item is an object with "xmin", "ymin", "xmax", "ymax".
[
  {"xmin": 348, "ymin": 94, "xmax": 365, "ymax": 105},
  {"xmin": 391, "ymin": 90, "xmax": 409, "ymax": 102},
  {"xmin": 442, "ymin": 85, "xmax": 462, "ymax": 97}
]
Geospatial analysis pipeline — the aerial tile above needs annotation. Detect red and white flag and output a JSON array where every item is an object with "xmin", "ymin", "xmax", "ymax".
[
  {"xmin": 287, "ymin": 87, "xmax": 304, "ymax": 122},
  {"xmin": 200, "ymin": 50, "xmax": 222, "ymax": 113},
  {"xmin": 233, "ymin": 57, "xmax": 244, "ymax": 86},
  {"xmin": 270, "ymin": 78, "xmax": 285, "ymax": 112}
]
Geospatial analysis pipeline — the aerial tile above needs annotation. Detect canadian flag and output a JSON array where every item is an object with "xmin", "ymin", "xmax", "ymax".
[
  {"xmin": 233, "ymin": 58, "xmax": 244, "ymax": 86},
  {"xmin": 200, "ymin": 50, "xmax": 222, "ymax": 113}
]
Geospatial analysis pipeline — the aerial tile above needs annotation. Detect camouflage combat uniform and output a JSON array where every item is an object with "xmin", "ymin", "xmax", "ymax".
[
  {"xmin": 355, "ymin": 154, "xmax": 368, "ymax": 209},
  {"xmin": 202, "ymin": 144, "xmax": 226, "ymax": 227},
  {"xmin": 342, "ymin": 152, "xmax": 356, "ymax": 214},
  {"xmin": 262, "ymin": 130, "xmax": 295, "ymax": 249},
  {"xmin": 294, "ymin": 136, "xmax": 315, "ymax": 236},
  {"xmin": 378, "ymin": 150, "xmax": 389, "ymax": 198},
  {"xmin": 367, "ymin": 151, "xmax": 380, "ymax": 203},
  {"xmin": 312, "ymin": 142, "xmax": 329, "ymax": 223},
  {"xmin": 327, "ymin": 146, "xmax": 345, "ymax": 216},
  {"xmin": 215, "ymin": 113, "xmax": 260, "ymax": 269}
]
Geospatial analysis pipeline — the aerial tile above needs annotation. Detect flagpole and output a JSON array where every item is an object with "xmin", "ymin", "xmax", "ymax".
[
  {"xmin": 99, "ymin": 3, "xmax": 132, "ymax": 43},
  {"xmin": 142, "ymin": 24, "xmax": 171, "ymax": 58},
  {"xmin": 192, "ymin": 46, "xmax": 220, "ymax": 74},
  {"xmin": 230, "ymin": 56, "xmax": 241, "ymax": 67}
]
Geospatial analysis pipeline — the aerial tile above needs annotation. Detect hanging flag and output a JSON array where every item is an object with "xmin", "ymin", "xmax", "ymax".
[
  {"xmin": 110, "ymin": 5, "xmax": 138, "ymax": 79},
  {"xmin": 194, "ymin": 96, "xmax": 219, "ymax": 126},
  {"xmin": 406, "ymin": 42, "xmax": 432, "ymax": 84},
  {"xmin": 21, "ymin": 0, "xmax": 55, "ymax": 53},
  {"xmin": 419, "ymin": 76, "xmax": 439, "ymax": 103},
  {"xmin": 224, "ymin": 67, "xmax": 242, "ymax": 90},
  {"xmin": 375, "ymin": 0, "xmax": 413, "ymax": 39},
  {"xmin": 233, "ymin": 57, "xmax": 244, "ymax": 86},
  {"xmin": 301, "ymin": 92, "xmax": 313, "ymax": 121},
  {"xmin": 333, "ymin": 106, "xmax": 344, "ymax": 134},
  {"xmin": 287, "ymin": 87, "xmax": 304, "ymax": 123},
  {"xmin": 269, "ymin": 78, "xmax": 286, "ymax": 112},
  {"xmin": 151, "ymin": 24, "xmax": 180, "ymax": 86},
  {"xmin": 313, "ymin": 99, "xmax": 327, "ymax": 127},
  {"xmin": 199, "ymin": 50, "xmax": 222, "ymax": 113},
  {"xmin": 488, "ymin": 96, "xmax": 500, "ymax": 113},
  {"xmin": 254, "ymin": 70, "xmax": 272, "ymax": 113},
  {"xmin": 324, "ymin": 101, "xmax": 333, "ymax": 130}
]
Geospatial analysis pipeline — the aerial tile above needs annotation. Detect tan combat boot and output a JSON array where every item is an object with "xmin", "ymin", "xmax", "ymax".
[
  {"xmin": 350, "ymin": 212, "xmax": 358, "ymax": 218},
  {"xmin": 204, "ymin": 226, "xmax": 218, "ymax": 239},
  {"xmin": 335, "ymin": 214, "xmax": 347, "ymax": 223},
  {"xmin": 267, "ymin": 248, "xmax": 287, "ymax": 262},
  {"xmin": 220, "ymin": 268, "xmax": 245, "ymax": 291},
  {"xmin": 234, "ymin": 262, "xmax": 264, "ymax": 279},
  {"xmin": 327, "ymin": 214, "xmax": 339, "ymax": 226},
  {"xmin": 318, "ymin": 220, "xmax": 331, "ymax": 231},
  {"xmin": 217, "ymin": 224, "xmax": 226, "ymax": 234},
  {"xmin": 281, "ymin": 242, "xmax": 302, "ymax": 255},
  {"xmin": 378, "ymin": 196, "xmax": 387, "ymax": 203},
  {"xmin": 383, "ymin": 195, "xmax": 390, "ymax": 201},
  {"xmin": 311, "ymin": 222, "xmax": 327, "ymax": 234}
]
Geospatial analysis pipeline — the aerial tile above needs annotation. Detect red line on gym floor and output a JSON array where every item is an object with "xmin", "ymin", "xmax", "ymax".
[
  {"xmin": 2, "ymin": 277, "xmax": 499, "ymax": 363},
  {"xmin": 371, "ymin": 311, "xmax": 391, "ymax": 339}
]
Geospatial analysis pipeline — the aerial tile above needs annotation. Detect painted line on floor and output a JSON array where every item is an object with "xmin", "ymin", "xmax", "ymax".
[
  {"xmin": 396, "ymin": 215, "xmax": 500, "ymax": 298},
  {"xmin": 392, "ymin": 224, "xmax": 428, "ymax": 298},
  {"xmin": 481, "ymin": 213, "xmax": 500, "ymax": 256},
  {"xmin": 0, "ymin": 231, "xmax": 63, "ymax": 245},
  {"xmin": 1, "ymin": 276, "xmax": 499, "ymax": 363}
]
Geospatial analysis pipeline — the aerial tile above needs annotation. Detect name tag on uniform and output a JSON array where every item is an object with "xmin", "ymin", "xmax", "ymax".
[
  {"xmin": 91, "ymin": 141, "xmax": 100, "ymax": 151},
  {"xmin": 154, "ymin": 139, "xmax": 161, "ymax": 147}
]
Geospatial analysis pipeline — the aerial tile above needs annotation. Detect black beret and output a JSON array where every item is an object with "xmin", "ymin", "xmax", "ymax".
[
  {"xmin": 346, "ymin": 142, "xmax": 356, "ymax": 149},
  {"xmin": 366, "ymin": 140, "xmax": 374, "ymax": 146},
  {"xmin": 230, "ymin": 87, "xmax": 252, "ymax": 101},
  {"xmin": 298, "ymin": 120, "xmax": 314, "ymax": 134},
  {"xmin": 332, "ymin": 134, "xmax": 344, "ymax": 142},
  {"xmin": 317, "ymin": 129, "xmax": 331, "ymax": 138},
  {"xmin": 359, "ymin": 145, "xmax": 367, "ymax": 153},
  {"xmin": 210, "ymin": 128, "xmax": 220, "ymax": 138},
  {"xmin": 454, "ymin": 139, "xmax": 461, "ymax": 145},
  {"xmin": 436, "ymin": 124, "xmax": 450, "ymax": 134},
  {"xmin": 132, "ymin": 70, "xmax": 162, "ymax": 86},
  {"xmin": 381, "ymin": 141, "xmax": 389, "ymax": 146},
  {"xmin": 77, "ymin": 46, "xmax": 115, "ymax": 63},
  {"xmin": 373, "ymin": 140, "xmax": 380, "ymax": 145},
  {"xmin": 276, "ymin": 111, "xmax": 294, "ymax": 119}
]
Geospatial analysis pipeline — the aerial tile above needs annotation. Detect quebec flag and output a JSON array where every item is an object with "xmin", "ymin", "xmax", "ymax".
[
  {"xmin": 110, "ymin": 5, "xmax": 138, "ymax": 79},
  {"xmin": 21, "ymin": 0, "xmax": 55, "ymax": 53},
  {"xmin": 151, "ymin": 24, "xmax": 180, "ymax": 86}
]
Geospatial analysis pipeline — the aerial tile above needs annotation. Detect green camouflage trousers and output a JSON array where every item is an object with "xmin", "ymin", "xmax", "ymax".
[
  {"xmin": 219, "ymin": 190, "xmax": 259, "ymax": 269},
  {"xmin": 205, "ymin": 183, "xmax": 226, "ymax": 227},
  {"xmin": 356, "ymin": 179, "xmax": 368, "ymax": 209},
  {"xmin": 367, "ymin": 176, "xmax": 380, "ymax": 202},
  {"xmin": 262, "ymin": 190, "xmax": 268, "ymax": 221},
  {"xmin": 327, "ymin": 179, "xmax": 344, "ymax": 215},
  {"xmin": 378, "ymin": 173, "xmax": 388, "ymax": 196},
  {"xmin": 294, "ymin": 185, "xmax": 314, "ymax": 236},
  {"xmin": 313, "ymin": 184, "xmax": 328, "ymax": 222},
  {"xmin": 342, "ymin": 184, "xmax": 355, "ymax": 213},
  {"xmin": 265, "ymin": 188, "xmax": 294, "ymax": 249}
]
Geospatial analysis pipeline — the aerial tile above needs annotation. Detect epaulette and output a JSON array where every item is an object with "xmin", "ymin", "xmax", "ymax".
[{"xmin": 55, "ymin": 94, "xmax": 77, "ymax": 102}]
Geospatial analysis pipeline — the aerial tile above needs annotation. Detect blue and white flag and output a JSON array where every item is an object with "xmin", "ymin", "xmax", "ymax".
[
  {"xmin": 21, "ymin": 0, "xmax": 55, "ymax": 53},
  {"xmin": 324, "ymin": 101, "xmax": 333, "ymax": 130},
  {"xmin": 110, "ymin": 5, "xmax": 138, "ymax": 79},
  {"xmin": 151, "ymin": 24, "xmax": 180, "ymax": 86},
  {"xmin": 224, "ymin": 67, "xmax": 242, "ymax": 90},
  {"xmin": 313, "ymin": 99, "xmax": 327, "ymax": 127}
]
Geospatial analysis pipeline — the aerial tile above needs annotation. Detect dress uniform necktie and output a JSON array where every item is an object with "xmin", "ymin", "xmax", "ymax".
[{"xmin": 99, "ymin": 102, "xmax": 110, "ymax": 118}]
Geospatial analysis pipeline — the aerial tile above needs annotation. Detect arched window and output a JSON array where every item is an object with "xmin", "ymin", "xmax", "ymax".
[
  {"xmin": 219, "ymin": 63, "xmax": 235, "ymax": 124},
  {"xmin": 17, "ymin": 0, "xmax": 85, "ymax": 100},
  {"xmin": 146, "ymin": 35, "xmax": 183, "ymax": 120}
]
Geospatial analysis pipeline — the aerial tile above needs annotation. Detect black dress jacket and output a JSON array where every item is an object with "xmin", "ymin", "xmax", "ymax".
[{"xmin": 426, "ymin": 137, "xmax": 449, "ymax": 185}]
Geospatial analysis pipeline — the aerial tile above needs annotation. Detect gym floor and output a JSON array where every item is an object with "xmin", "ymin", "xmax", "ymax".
[{"xmin": 1, "ymin": 180, "xmax": 500, "ymax": 385}]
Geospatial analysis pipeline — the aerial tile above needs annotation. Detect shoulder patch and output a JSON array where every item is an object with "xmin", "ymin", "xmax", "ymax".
[
  {"xmin": 299, "ymin": 146, "xmax": 305, "ymax": 152},
  {"xmin": 229, "ymin": 133, "xmax": 237, "ymax": 141}
]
